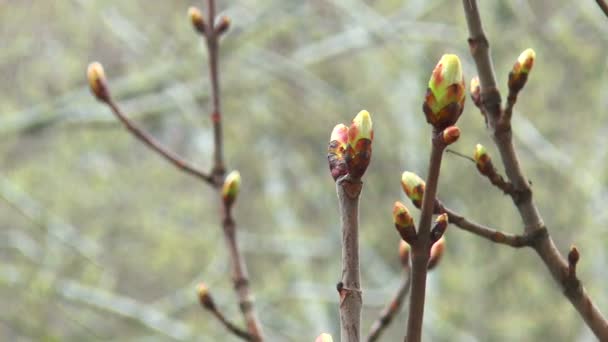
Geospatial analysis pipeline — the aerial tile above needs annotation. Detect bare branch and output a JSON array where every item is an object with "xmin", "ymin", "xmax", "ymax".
[
  {"xmin": 105, "ymin": 99, "xmax": 214, "ymax": 185},
  {"xmin": 366, "ymin": 267, "xmax": 411, "ymax": 342},
  {"xmin": 336, "ymin": 175, "xmax": 363, "ymax": 342},
  {"xmin": 406, "ymin": 132, "xmax": 446, "ymax": 342},
  {"xmin": 462, "ymin": 1, "xmax": 608, "ymax": 339},
  {"xmin": 597, "ymin": 0, "xmax": 608, "ymax": 18}
]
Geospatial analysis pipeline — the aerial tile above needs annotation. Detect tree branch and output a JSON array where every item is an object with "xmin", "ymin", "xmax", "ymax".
[
  {"xmin": 462, "ymin": 1, "xmax": 608, "ymax": 339},
  {"xmin": 440, "ymin": 205, "xmax": 543, "ymax": 248},
  {"xmin": 366, "ymin": 267, "xmax": 411, "ymax": 342},
  {"xmin": 406, "ymin": 133, "xmax": 445, "ymax": 342},
  {"xmin": 336, "ymin": 175, "xmax": 363, "ymax": 342},
  {"xmin": 105, "ymin": 99, "xmax": 214, "ymax": 185},
  {"xmin": 597, "ymin": 0, "xmax": 608, "ymax": 18}
]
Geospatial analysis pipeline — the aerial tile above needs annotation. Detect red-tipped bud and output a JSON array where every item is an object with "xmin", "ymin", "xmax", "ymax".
[
  {"xmin": 442, "ymin": 126, "xmax": 461, "ymax": 145},
  {"xmin": 423, "ymin": 54, "xmax": 466, "ymax": 130},
  {"xmin": 315, "ymin": 333, "xmax": 334, "ymax": 342},
  {"xmin": 427, "ymin": 236, "xmax": 445, "ymax": 270},
  {"xmin": 345, "ymin": 110, "xmax": 373, "ymax": 178},
  {"xmin": 470, "ymin": 76, "xmax": 481, "ymax": 108},
  {"xmin": 401, "ymin": 171, "xmax": 425, "ymax": 208},
  {"xmin": 215, "ymin": 15, "xmax": 231, "ymax": 35},
  {"xmin": 87, "ymin": 62, "xmax": 110, "ymax": 102},
  {"xmin": 222, "ymin": 170, "xmax": 241, "ymax": 207},
  {"xmin": 393, "ymin": 201, "xmax": 416, "ymax": 243},
  {"xmin": 197, "ymin": 282, "xmax": 215, "ymax": 310},
  {"xmin": 474, "ymin": 144, "xmax": 493, "ymax": 176},
  {"xmin": 430, "ymin": 213, "xmax": 449, "ymax": 242},
  {"xmin": 508, "ymin": 48, "xmax": 536, "ymax": 93},
  {"xmin": 568, "ymin": 245, "xmax": 580, "ymax": 266},
  {"xmin": 328, "ymin": 124, "xmax": 349, "ymax": 181},
  {"xmin": 399, "ymin": 240, "xmax": 411, "ymax": 268},
  {"xmin": 188, "ymin": 6, "xmax": 207, "ymax": 34}
]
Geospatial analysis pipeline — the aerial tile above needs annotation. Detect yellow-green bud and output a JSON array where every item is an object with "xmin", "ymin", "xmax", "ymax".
[
  {"xmin": 474, "ymin": 144, "xmax": 492, "ymax": 176},
  {"xmin": 197, "ymin": 282, "xmax": 215, "ymax": 310},
  {"xmin": 87, "ymin": 62, "xmax": 110, "ymax": 102},
  {"xmin": 393, "ymin": 201, "xmax": 416, "ymax": 242},
  {"xmin": 215, "ymin": 15, "xmax": 231, "ymax": 35},
  {"xmin": 423, "ymin": 54, "xmax": 465, "ymax": 130},
  {"xmin": 401, "ymin": 171, "xmax": 425, "ymax": 208},
  {"xmin": 188, "ymin": 6, "xmax": 207, "ymax": 34},
  {"xmin": 345, "ymin": 110, "xmax": 373, "ymax": 178},
  {"xmin": 508, "ymin": 48, "xmax": 536, "ymax": 93},
  {"xmin": 222, "ymin": 170, "xmax": 241, "ymax": 206}
]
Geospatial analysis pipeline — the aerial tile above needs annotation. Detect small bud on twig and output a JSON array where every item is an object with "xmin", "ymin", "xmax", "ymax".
[
  {"xmin": 345, "ymin": 110, "xmax": 373, "ymax": 178},
  {"xmin": 393, "ymin": 201, "xmax": 417, "ymax": 243},
  {"xmin": 442, "ymin": 126, "xmax": 461, "ymax": 145},
  {"xmin": 474, "ymin": 144, "xmax": 492, "ymax": 176},
  {"xmin": 401, "ymin": 171, "xmax": 425, "ymax": 209},
  {"xmin": 315, "ymin": 333, "xmax": 334, "ymax": 342},
  {"xmin": 470, "ymin": 76, "xmax": 481, "ymax": 109},
  {"xmin": 214, "ymin": 16, "xmax": 231, "ymax": 36},
  {"xmin": 427, "ymin": 236, "xmax": 445, "ymax": 271},
  {"xmin": 423, "ymin": 54, "xmax": 466, "ymax": 130},
  {"xmin": 327, "ymin": 124, "xmax": 349, "ymax": 181},
  {"xmin": 508, "ymin": 48, "xmax": 536, "ymax": 94},
  {"xmin": 188, "ymin": 6, "xmax": 207, "ymax": 35},
  {"xmin": 87, "ymin": 62, "xmax": 110, "ymax": 102},
  {"xmin": 430, "ymin": 213, "xmax": 449, "ymax": 242},
  {"xmin": 399, "ymin": 240, "xmax": 411, "ymax": 268},
  {"xmin": 222, "ymin": 170, "xmax": 241, "ymax": 208},
  {"xmin": 197, "ymin": 282, "xmax": 216, "ymax": 310}
]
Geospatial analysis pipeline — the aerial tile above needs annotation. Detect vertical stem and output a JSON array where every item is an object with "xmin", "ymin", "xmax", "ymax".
[
  {"xmin": 337, "ymin": 176, "xmax": 363, "ymax": 342},
  {"xmin": 206, "ymin": 0, "xmax": 224, "ymax": 179},
  {"xmin": 222, "ymin": 205, "xmax": 264, "ymax": 342},
  {"xmin": 406, "ymin": 137, "xmax": 445, "ymax": 342}
]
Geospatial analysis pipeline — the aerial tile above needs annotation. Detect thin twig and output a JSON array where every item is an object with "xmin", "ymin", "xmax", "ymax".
[
  {"xmin": 597, "ymin": 0, "xmax": 608, "ymax": 18},
  {"xmin": 105, "ymin": 99, "xmax": 214, "ymax": 185},
  {"xmin": 462, "ymin": 0, "xmax": 608, "ymax": 339},
  {"xmin": 445, "ymin": 149, "xmax": 475, "ymax": 163},
  {"xmin": 440, "ymin": 205, "xmax": 542, "ymax": 248},
  {"xmin": 209, "ymin": 305, "xmax": 254, "ymax": 341},
  {"xmin": 221, "ymin": 204, "xmax": 264, "ymax": 342},
  {"xmin": 406, "ymin": 133, "xmax": 445, "ymax": 342},
  {"xmin": 199, "ymin": 1, "xmax": 264, "ymax": 339},
  {"xmin": 366, "ymin": 267, "xmax": 411, "ymax": 342},
  {"xmin": 205, "ymin": 0, "xmax": 225, "ymax": 179},
  {"xmin": 336, "ymin": 175, "xmax": 363, "ymax": 342}
]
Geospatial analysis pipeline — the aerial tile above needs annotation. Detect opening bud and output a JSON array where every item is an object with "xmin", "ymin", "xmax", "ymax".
[
  {"xmin": 87, "ymin": 62, "xmax": 110, "ymax": 102},
  {"xmin": 222, "ymin": 170, "xmax": 241, "ymax": 207},
  {"xmin": 508, "ymin": 48, "xmax": 536, "ymax": 93},
  {"xmin": 430, "ymin": 213, "xmax": 448, "ymax": 242},
  {"xmin": 345, "ymin": 110, "xmax": 373, "ymax": 178},
  {"xmin": 442, "ymin": 126, "xmax": 461, "ymax": 145},
  {"xmin": 315, "ymin": 333, "xmax": 334, "ymax": 342},
  {"xmin": 401, "ymin": 171, "xmax": 425, "ymax": 208},
  {"xmin": 474, "ymin": 144, "xmax": 493, "ymax": 176},
  {"xmin": 188, "ymin": 6, "xmax": 207, "ymax": 34},
  {"xmin": 393, "ymin": 201, "xmax": 416, "ymax": 242},
  {"xmin": 428, "ymin": 236, "xmax": 446, "ymax": 271},
  {"xmin": 423, "ymin": 54, "xmax": 465, "ymax": 130},
  {"xmin": 327, "ymin": 124, "xmax": 349, "ymax": 181}
]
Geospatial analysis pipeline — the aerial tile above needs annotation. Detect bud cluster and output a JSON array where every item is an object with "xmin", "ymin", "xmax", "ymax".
[{"xmin": 327, "ymin": 110, "xmax": 374, "ymax": 180}]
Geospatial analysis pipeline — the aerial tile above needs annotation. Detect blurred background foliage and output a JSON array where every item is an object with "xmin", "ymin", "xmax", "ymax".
[{"xmin": 0, "ymin": 0, "xmax": 607, "ymax": 341}]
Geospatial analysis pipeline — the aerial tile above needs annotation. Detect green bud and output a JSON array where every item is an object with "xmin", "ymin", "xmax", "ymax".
[
  {"xmin": 423, "ymin": 54, "xmax": 466, "ymax": 130},
  {"xmin": 222, "ymin": 170, "xmax": 241, "ymax": 207},
  {"xmin": 401, "ymin": 171, "xmax": 425, "ymax": 208}
]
